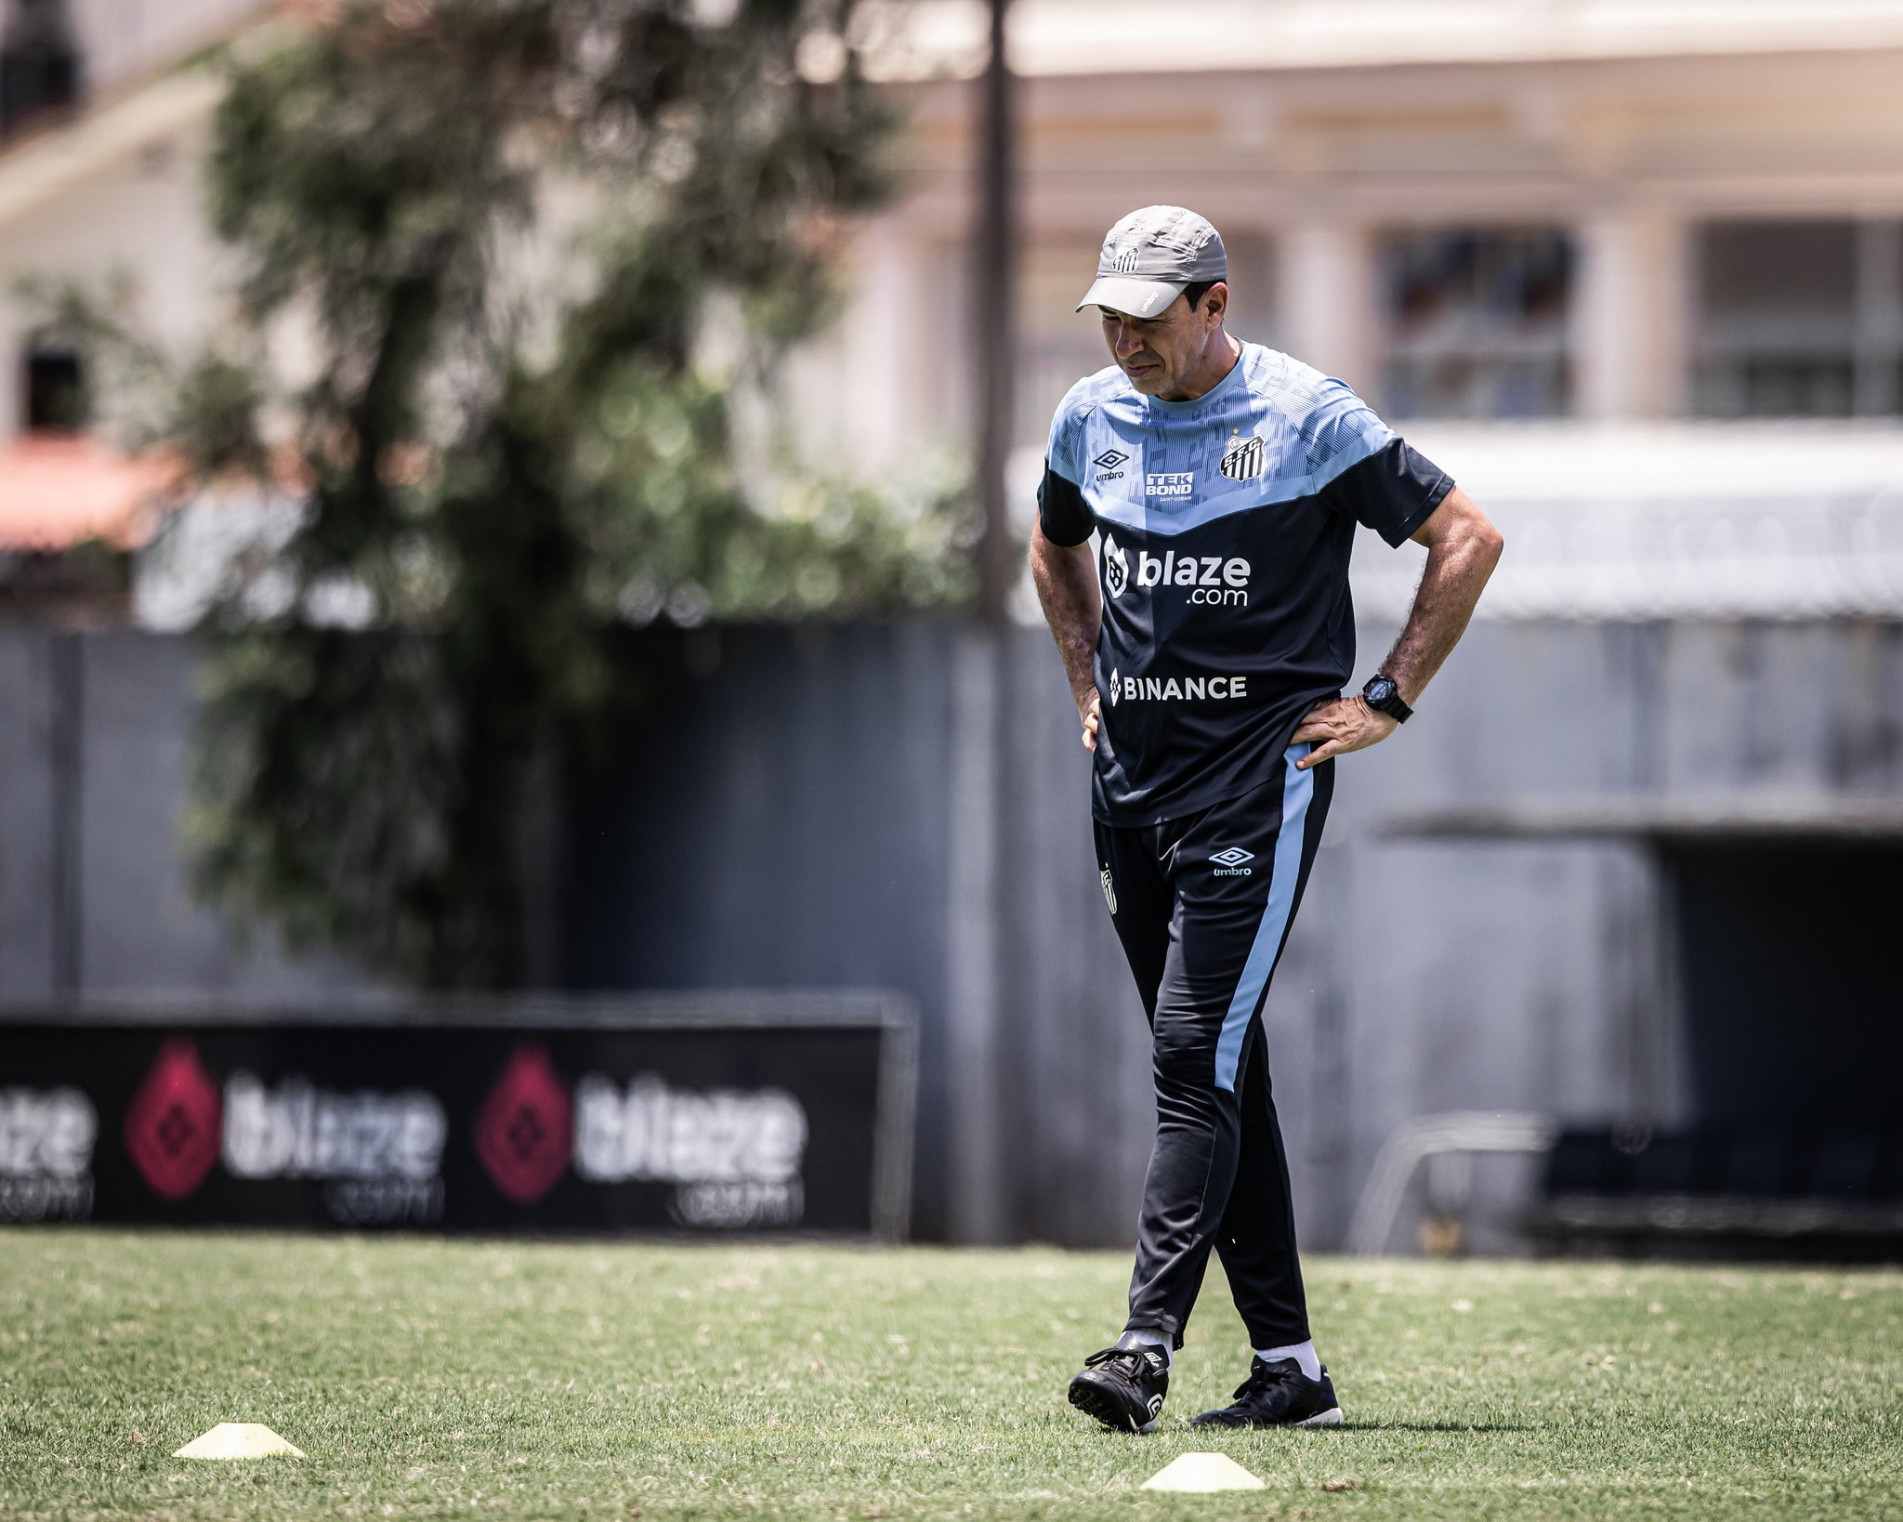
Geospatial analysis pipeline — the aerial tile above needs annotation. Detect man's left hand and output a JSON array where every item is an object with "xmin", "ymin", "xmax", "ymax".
[{"xmin": 1291, "ymin": 696, "xmax": 1396, "ymax": 769}]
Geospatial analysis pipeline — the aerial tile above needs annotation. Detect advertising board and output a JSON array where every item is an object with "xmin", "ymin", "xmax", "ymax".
[{"xmin": 0, "ymin": 992, "xmax": 915, "ymax": 1238}]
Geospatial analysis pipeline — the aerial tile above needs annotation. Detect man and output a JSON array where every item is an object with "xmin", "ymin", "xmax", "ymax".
[{"xmin": 1031, "ymin": 206, "xmax": 1502, "ymax": 1433}]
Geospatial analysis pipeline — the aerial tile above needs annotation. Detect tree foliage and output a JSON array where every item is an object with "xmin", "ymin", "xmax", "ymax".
[{"xmin": 155, "ymin": 0, "xmax": 968, "ymax": 988}]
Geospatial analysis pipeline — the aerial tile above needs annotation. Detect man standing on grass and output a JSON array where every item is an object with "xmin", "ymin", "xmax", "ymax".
[{"xmin": 1031, "ymin": 206, "xmax": 1502, "ymax": 1433}]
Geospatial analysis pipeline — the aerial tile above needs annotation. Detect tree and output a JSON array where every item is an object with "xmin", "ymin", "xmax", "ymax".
[{"xmin": 142, "ymin": 0, "xmax": 969, "ymax": 988}]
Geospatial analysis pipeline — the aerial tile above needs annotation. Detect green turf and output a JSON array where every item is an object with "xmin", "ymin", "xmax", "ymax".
[{"xmin": 2, "ymin": 1233, "xmax": 1901, "ymax": 1520}]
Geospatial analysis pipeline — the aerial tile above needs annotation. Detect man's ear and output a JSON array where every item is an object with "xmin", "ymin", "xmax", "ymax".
[{"xmin": 1202, "ymin": 281, "xmax": 1229, "ymax": 327}]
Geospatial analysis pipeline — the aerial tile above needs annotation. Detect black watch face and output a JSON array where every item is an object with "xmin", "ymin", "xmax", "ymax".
[{"xmin": 1367, "ymin": 678, "xmax": 1395, "ymax": 705}]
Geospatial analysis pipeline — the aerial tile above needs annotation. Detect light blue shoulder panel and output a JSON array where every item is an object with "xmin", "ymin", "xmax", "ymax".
[{"xmin": 1045, "ymin": 347, "xmax": 1396, "ymax": 540}]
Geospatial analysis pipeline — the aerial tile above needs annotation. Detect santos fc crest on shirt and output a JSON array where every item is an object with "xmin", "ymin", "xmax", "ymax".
[{"xmin": 1218, "ymin": 433, "xmax": 1265, "ymax": 481}]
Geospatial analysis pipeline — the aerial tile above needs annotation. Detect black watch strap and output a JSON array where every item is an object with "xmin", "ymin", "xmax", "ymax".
[{"xmin": 1361, "ymin": 673, "xmax": 1413, "ymax": 724}]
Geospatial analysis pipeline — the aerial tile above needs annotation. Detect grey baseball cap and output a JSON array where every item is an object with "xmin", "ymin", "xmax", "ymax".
[{"xmin": 1078, "ymin": 205, "xmax": 1228, "ymax": 319}]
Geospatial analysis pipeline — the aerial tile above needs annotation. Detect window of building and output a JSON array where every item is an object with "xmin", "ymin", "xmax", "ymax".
[
  {"xmin": 1692, "ymin": 220, "xmax": 1903, "ymax": 417},
  {"xmin": 24, "ymin": 340, "xmax": 86, "ymax": 432},
  {"xmin": 1378, "ymin": 226, "xmax": 1574, "ymax": 419},
  {"xmin": 0, "ymin": 0, "xmax": 81, "ymax": 138}
]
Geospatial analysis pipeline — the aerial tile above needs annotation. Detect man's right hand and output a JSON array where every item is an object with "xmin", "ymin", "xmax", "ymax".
[{"xmin": 1030, "ymin": 518, "xmax": 1107, "ymax": 755}]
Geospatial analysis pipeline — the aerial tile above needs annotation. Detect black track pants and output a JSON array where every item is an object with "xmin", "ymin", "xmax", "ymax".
[{"xmin": 1094, "ymin": 744, "xmax": 1334, "ymax": 1350}]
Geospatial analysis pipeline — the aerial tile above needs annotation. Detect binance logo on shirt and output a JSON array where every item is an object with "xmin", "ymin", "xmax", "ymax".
[{"xmin": 1113, "ymin": 672, "xmax": 1251, "ymax": 704}]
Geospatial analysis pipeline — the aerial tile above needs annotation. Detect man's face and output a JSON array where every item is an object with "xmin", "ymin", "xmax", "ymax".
[{"xmin": 1099, "ymin": 286, "xmax": 1226, "ymax": 399}]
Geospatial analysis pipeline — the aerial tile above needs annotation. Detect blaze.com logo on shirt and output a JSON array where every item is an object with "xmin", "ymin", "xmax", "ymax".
[{"xmin": 1102, "ymin": 534, "xmax": 1251, "ymax": 606}]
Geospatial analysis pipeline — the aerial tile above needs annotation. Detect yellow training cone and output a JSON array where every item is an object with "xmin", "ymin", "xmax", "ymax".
[
  {"xmin": 1141, "ymin": 1451, "xmax": 1266, "ymax": 1492},
  {"xmin": 173, "ymin": 1423, "xmax": 305, "ymax": 1460}
]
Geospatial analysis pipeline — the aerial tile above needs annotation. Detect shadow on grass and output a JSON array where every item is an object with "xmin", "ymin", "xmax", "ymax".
[{"xmin": 1331, "ymin": 1421, "xmax": 1536, "ymax": 1434}]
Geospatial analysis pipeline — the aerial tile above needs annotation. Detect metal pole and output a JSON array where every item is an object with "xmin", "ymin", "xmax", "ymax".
[
  {"xmin": 49, "ymin": 631, "xmax": 82, "ymax": 997},
  {"xmin": 973, "ymin": 0, "xmax": 1016, "ymax": 624},
  {"xmin": 948, "ymin": 0, "xmax": 1015, "ymax": 1240}
]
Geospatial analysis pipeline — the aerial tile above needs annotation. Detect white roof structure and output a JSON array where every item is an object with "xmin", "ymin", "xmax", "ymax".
[
  {"xmin": 0, "ymin": 68, "xmax": 221, "ymax": 228},
  {"xmin": 1353, "ymin": 421, "xmax": 1903, "ymax": 620},
  {"xmin": 864, "ymin": 0, "xmax": 1903, "ymax": 79}
]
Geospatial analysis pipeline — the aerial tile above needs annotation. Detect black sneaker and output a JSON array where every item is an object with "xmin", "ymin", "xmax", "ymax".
[
  {"xmin": 1190, "ymin": 1355, "xmax": 1343, "ymax": 1428},
  {"xmin": 1067, "ymin": 1344, "xmax": 1170, "ymax": 1433}
]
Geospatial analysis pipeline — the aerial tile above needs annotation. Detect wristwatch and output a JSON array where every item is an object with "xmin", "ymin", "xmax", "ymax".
[{"xmin": 1360, "ymin": 673, "xmax": 1413, "ymax": 724}]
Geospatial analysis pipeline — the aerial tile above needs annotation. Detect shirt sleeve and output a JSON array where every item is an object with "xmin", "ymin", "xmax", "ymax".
[
  {"xmin": 1323, "ymin": 438, "xmax": 1455, "ymax": 548},
  {"xmin": 1038, "ymin": 381, "xmax": 1097, "ymax": 547},
  {"xmin": 1038, "ymin": 464, "xmax": 1094, "ymax": 547}
]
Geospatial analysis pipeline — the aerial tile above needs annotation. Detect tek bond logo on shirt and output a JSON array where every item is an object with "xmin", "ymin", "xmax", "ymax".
[
  {"xmin": 1102, "ymin": 536, "xmax": 1251, "ymax": 606},
  {"xmin": 1146, "ymin": 472, "xmax": 1194, "ymax": 498}
]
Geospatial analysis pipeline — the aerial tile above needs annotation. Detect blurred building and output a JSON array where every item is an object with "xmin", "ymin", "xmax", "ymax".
[
  {"xmin": 0, "ymin": 0, "xmax": 251, "ymax": 617},
  {"xmin": 3, "ymin": 0, "xmax": 1903, "ymax": 1250},
  {"xmin": 828, "ymin": 0, "xmax": 1903, "ymax": 459}
]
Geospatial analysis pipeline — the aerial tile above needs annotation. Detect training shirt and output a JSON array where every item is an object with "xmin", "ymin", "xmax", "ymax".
[{"xmin": 1040, "ymin": 342, "xmax": 1453, "ymax": 827}]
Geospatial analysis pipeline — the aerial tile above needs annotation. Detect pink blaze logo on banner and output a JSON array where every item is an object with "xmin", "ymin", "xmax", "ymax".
[
  {"xmin": 475, "ymin": 1045, "xmax": 572, "ymax": 1204},
  {"xmin": 123, "ymin": 1040, "xmax": 221, "ymax": 1201}
]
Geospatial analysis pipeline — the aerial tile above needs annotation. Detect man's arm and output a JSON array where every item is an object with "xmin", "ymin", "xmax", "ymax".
[
  {"xmin": 1291, "ymin": 485, "xmax": 1503, "ymax": 770},
  {"xmin": 1030, "ymin": 518, "xmax": 1104, "ymax": 751}
]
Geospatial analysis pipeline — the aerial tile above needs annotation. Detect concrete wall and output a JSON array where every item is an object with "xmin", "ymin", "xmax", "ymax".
[
  {"xmin": 4, "ymin": 618, "xmax": 1901, "ymax": 1248},
  {"xmin": 0, "ymin": 628, "xmax": 382, "ymax": 999},
  {"xmin": 465, "ymin": 613, "xmax": 1903, "ymax": 1248}
]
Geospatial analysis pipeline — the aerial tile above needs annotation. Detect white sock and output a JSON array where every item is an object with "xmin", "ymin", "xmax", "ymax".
[
  {"xmin": 1118, "ymin": 1327, "xmax": 1174, "ymax": 1370},
  {"xmin": 1255, "ymin": 1339, "xmax": 1321, "ymax": 1381}
]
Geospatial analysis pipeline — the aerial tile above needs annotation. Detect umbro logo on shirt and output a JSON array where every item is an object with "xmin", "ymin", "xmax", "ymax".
[
  {"xmin": 1210, "ymin": 846, "xmax": 1255, "ymax": 877},
  {"xmin": 1093, "ymin": 448, "xmax": 1128, "ymax": 481}
]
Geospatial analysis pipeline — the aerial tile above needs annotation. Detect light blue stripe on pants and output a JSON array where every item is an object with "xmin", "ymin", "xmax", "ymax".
[{"xmin": 1214, "ymin": 743, "xmax": 1315, "ymax": 1093}]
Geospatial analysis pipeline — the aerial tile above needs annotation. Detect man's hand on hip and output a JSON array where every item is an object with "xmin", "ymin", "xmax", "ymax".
[
  {"xmin": 1079, "ymin": 689, "xmax": 1101, "ymax": 752},
  {"xmin": 1291, "ymin": 696, "xmax": 1395, "ymax": 769},
  {"xmin": 1290, "ymin": 486, "xmax": 1502, "ymax": 772}
]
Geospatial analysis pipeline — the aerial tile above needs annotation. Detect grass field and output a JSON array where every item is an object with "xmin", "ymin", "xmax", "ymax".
[{"xmin": 2, "ymin": 1233, "xmax": 1900, "ymax": 1520}]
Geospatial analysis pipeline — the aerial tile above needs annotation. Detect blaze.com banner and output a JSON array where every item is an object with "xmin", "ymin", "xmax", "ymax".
[{"xmin": 0, "ymin": 1010, "xmax": 905, "ymax": 1236}]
